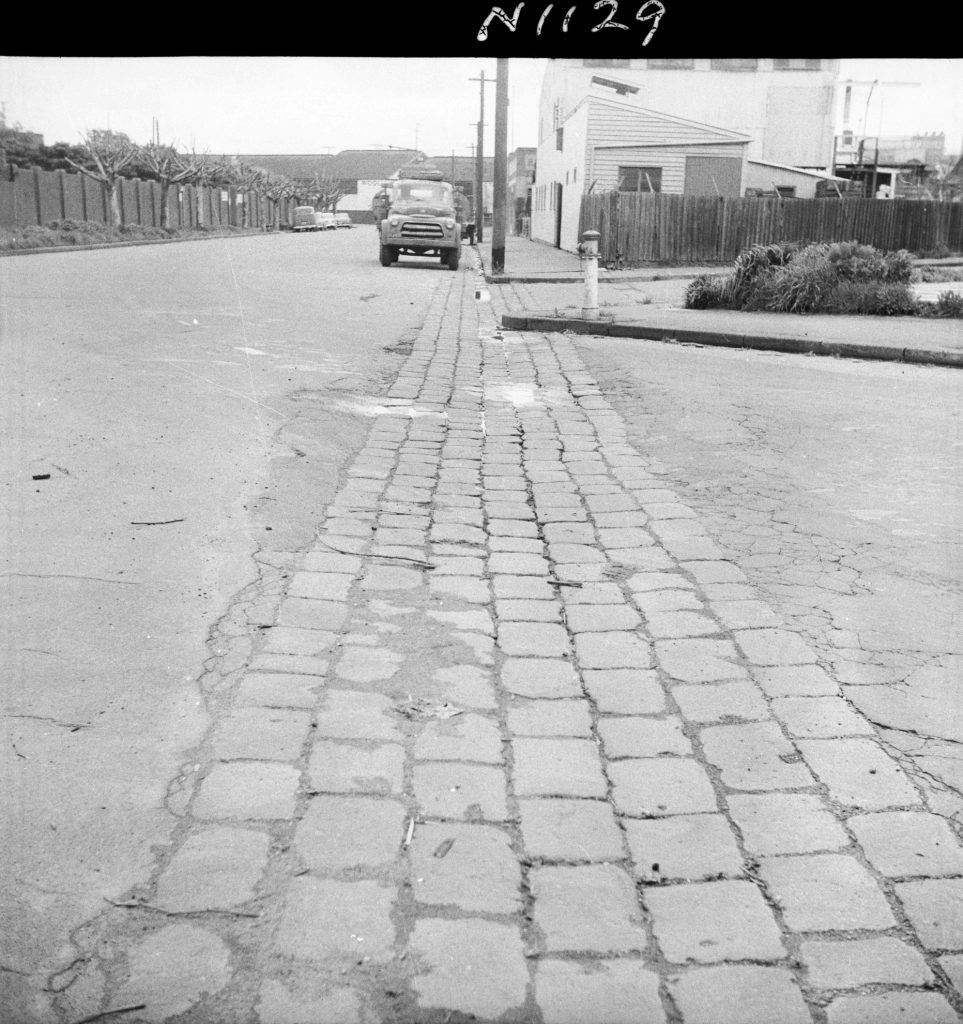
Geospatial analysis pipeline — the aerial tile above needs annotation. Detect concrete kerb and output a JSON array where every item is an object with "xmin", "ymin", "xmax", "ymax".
[{"xmin": 500, "ymin": 312, "xmax": 963, "ymax": 369}]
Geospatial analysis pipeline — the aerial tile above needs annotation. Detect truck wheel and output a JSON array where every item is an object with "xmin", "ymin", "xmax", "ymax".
[
  {"xmin": 379, "ymin": 244, "xmax": 394, "ymax": 267},
  {"xmin": 446, "ymin": 248, "xmax": 460, "ymax": 271}
]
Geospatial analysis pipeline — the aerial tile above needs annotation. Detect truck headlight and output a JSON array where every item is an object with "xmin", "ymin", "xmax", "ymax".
[
  {"xmin": 444, "ymin": 218, "xmax": 455, "ymax": 229},
  {"xmin": 390, "ymin": 217, "xmax": 400, "ymax": 227}
]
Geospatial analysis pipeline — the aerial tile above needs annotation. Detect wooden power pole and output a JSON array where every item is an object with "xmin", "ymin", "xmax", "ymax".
[
  {"xmin": 469, "ymin": 69, "xmax": 494, "ymax": 243},
  {"xmin": 492, "ymin": 59, "xmax": 509, "ymax": 274}
]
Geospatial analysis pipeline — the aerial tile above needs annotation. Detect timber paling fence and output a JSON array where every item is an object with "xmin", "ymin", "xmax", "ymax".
[
  {"xmin": 0, "ymin": 163, "xmax": 298, "ymax": 231},
  {"xmin": 579, "ymin": 192, "xmax": 963, "ymax": 265}
]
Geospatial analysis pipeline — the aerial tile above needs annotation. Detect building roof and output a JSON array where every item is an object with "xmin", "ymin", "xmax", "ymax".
[
  {"xmin": 325, "ymin": 149, "xmax": 426, "ymax": 180},
  {"xmin": 232, "ymin": 154, "xmax": 333, "ymax": 180},
  {"xmin": 431, "ymin": 156, "xmax": 494, "ymax": 182},
  {"xmin": 748, "ymin": 159, "xmax": 847, "ymax": 181}
]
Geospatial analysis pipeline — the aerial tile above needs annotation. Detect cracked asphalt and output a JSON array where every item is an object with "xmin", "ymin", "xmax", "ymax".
[{"xmin": 3, "ymin": 230, "xmax": 963, "ymax": 1023}]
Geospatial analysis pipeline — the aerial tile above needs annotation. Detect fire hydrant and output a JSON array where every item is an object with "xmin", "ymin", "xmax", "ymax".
[{"xmin": 578, "ymin": 230, "xmax": 601, "ymax": 320}]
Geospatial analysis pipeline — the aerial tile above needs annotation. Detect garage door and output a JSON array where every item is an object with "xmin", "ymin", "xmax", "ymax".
[{"xmin": 684, "ymin": 156, "xmax": 743, "ymax": 197}]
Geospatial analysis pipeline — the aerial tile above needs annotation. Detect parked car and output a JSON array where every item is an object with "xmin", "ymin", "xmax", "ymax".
[
  {"xmin": 335, "ymin": 212, "xmax": 353, "ymax": 229},
  {"xmin": 314, "ymin": 212, "xmax": 338, "ymax": 230},
  {"xmin": 293, "ymin": 206, "xmax": 318, "ymax": 232}
]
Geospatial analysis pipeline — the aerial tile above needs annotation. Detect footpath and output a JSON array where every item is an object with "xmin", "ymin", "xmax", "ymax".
[
  {"xmin": 479, "ymin": 236, "xmax": 963, "ymax": 369},
  {"xmin": 51, "ymin": 247, "xmax": 963, "ymax": 1024}
]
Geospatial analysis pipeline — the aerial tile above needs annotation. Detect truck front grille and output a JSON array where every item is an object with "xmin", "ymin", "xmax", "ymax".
[{"xmin": 401, "ymin": 221, "xmax": 443, "ymax": 239}]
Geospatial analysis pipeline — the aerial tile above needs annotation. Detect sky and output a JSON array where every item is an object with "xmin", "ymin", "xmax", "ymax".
[{"xmin": 1, "ymin": 57, "xmax": 961, "ymax": 160}]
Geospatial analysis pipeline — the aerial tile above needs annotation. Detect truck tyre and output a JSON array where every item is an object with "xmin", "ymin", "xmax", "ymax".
[
  {"xmin": 446, "ymin": 248, "xmax": 460, "ymax": 271},
  {"xmin": 379, "ymin": 244, "xmax": 394, "ymax": 267}
]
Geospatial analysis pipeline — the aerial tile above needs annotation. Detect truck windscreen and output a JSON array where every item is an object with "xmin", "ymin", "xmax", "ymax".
[{"xmin": 393, "ymin": 183, "xmax": 452, "ymax": 204}]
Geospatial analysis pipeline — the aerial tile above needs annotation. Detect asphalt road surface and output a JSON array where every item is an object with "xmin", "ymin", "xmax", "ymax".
[{"xmin": 1, "ymin": 227, "xmax": 446, "ymax": 1020}]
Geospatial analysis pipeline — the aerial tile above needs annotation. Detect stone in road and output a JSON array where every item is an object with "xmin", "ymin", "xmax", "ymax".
[{"xmin": 13, "ymin": 246, "xmax": 963, "ymax": 1023}]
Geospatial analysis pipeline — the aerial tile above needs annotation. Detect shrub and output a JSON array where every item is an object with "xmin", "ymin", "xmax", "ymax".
[
  {"xmin": 728, "ymin": 241, "xmax": 797, "ymax": 306},
  {"xmin": 919, "ymin": 290, "xmax": 963, "ymax": 318},
  {"xmin": 684, "ymin": 275, "xmax": 730, "ymax": 309},
  {"xmin": 825, "ymin": 281, "xmax": 919, "ymax": 316}
]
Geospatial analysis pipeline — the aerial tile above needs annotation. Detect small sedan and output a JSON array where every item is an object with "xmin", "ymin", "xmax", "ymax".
[
  {"xmin": 314, "ymin": 212, "xmax": 338, "ymax": 230},
  {"xmin": 335, "ymin": 212, "xmax": 353, "ymax": 229}
]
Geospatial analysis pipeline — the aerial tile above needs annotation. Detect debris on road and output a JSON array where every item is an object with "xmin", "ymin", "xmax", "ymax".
[{"xmin": 393, "ymin": 698, "xmax": 463, "ymax": 720}]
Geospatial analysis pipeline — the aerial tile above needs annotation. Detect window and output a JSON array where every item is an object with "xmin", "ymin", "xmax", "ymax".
[
  {"xmin": 774, "ymin": 185, "xmax": 797, "ymax": 197},
  {"xmin": 583, "ymin": 59, "xmax": 630, "ymax": 68},
  {"xmin": 710, "ymin": 58, "xmax": 758, "ymax": 71},
  {"xmin": 556, "ymin": 127, "xmax": 564, "ymax": 151},
  {"xmin": 773, "ymin": 59, "xmax": 822, "ymax": 71},
  {"xmin": 618, "ymin": 166, "xmax": 662, "ymax": 192},
  {"xmin": 647, "ymin": 58, "xmax": 694, "ymax": 69}
]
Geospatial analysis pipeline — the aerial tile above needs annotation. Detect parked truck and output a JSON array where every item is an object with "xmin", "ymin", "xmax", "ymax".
[{"xmin": 375, "ymin": 166, "xmax": 462, "ymax": 271}]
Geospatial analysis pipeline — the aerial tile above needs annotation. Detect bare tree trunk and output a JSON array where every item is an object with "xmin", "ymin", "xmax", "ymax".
[
  {"xmin": 158, "ymin": 179, "xmax": 171, "ymax": 229},
  {"xmin": 108, "ymin": 182, "xmax": 122, "ymax": 226}
]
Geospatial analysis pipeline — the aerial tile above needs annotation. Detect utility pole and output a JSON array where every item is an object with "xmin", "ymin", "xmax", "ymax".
[
  {"xmin": 469, "ymin": 69, "xmax": 494, "ymax": 243},
  {"xmin": 492, "ymin": 59, "xmax": 509, "ymax": 274}
]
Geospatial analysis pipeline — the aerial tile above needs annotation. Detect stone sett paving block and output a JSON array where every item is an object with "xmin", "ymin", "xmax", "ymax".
[
  {"xmin": 563, "ymin": 581, "xmax": 627, "ymax": 605},
  {"xmin": 532, "ymin": 864, "xmax": 646, "ymax": 953},
  {"xmin": 800, "ymin": 937, "xmax": 935, "ymax": 989},
  {"xmin": 316, "ymin": 690, "xmax": 401, "ymax": 740},
  {"xmin": 497, "ymin": 598, "xmax": 562, "ymax": 622},
  {"xmin": 487, "ymin": 501, "xmax": 536, "ymax": 521},
  {"xmin": 625, "ymin": 813, "xmax": 743, "ymax": 881},
  {"xmin": 564, "ymin": 604, "xmax": 641, "ymax": 633},
  {"xmin": 410, "ymin": 918, "xmax": 528, "ymax": 1020},
  {"xmin": 309, "ymin": 742, "xmax": 405, "ymax": 795},
  {"xmin": 797, "ymin": 738, "xmax": 921, "ymax": 809},
  {"xmin": 235, "ymin": 672, "xmax": 324, "ymax": 709},
  {"xmin": 409, "ymin": 822, "xmax": 521, "ymax": 913},
  {"xmin": 759, "ymin": 854, "xmax": 896, "ymax": 931},
  {"xmin": 538, "ymin": 507, "xmax": 588, "ymax": 524},
  {"xmin": 489, "ymin": 518, "xmax": 539, "ymax": 538},
  {"xmin": 302, "ymin": 552, "xmax": 363, "ymax": 575},
  {"xmin": 431, "ymin": 556, "xmax": 486, "ymax": 576},
  {"xmin": 493, "ymin": 574, "xmax": 556, "ymax": 600},
  {"xmin": 894, "ymin": 879, "xmax": 963, "ymax": 950},
  {"xmin": 111, "ymin": 923, "xmax": 231, "ymax": 1023},
  {"xmin": 193, "ymin": 762, "xmax": 299, "ymax": 821},
  {"xmin": 825, "ymin": 992, "xmax": 959, "ymax": 1024},
  {"xmin": 655, "ymin": 638, "xmax": 746, "ymax": 683},
  {"xmin": 508, "ymin": 699, "xmax": 593, "ymax": 737},
  {"xmin": 597, "ymin": 527, "xmax": 653, "ymax": 549},
  {"xmin": 607, "ymin": 547, "xmax": 675, "ymax": 572},
  {"xmin": 554, "ymin": 562, "xmax": 607, "ymax": 584},
  {"xmin": 598, "ymin": 716, "xmax": 692, "ymax": 758},
  {"xmin": 490, "ymin": 536, "xmax": 543, "ymax": 554},
  {"xmin": 576, "ymin": 631, "xmax": 651, "ymax": 669},
  {"xmin": 544, "ymin": 522, "xmax": 596, "ymax": 544},
  {"xmin": 287, "ymin": 572, "xmax": 355, "ymax": 602},
  {"xmin": 295, "ymin": 795, "xmax": 405, "ymax": 870},
  {"xmin": 610, "ymin": 758, "xmax": 718, "ymax": 816},
  {"xmin": 754, "ymin": 664, "xmax": 841, "ymax": 696},
  {"xmin": 673, "ymin": 682, "xmax": 770, "ymax": 724},
  {"xmin": 670, "ymin": 965, "xmax": 812, "ymax": 1024},
  {"xmin": 335, "ymin": 644, "xmax": 404, "ymax": 684},
  {"xmin": 488, "ymin": 552, "xmax": 550, "ymax": 576},
  {"xmin": 513, "ymin": 737, "xmax": 608, "ymax": 798},
  {"xmin": 633, "ymin": 592, "xmax": 704, "ymax": 619},
  {"xmin": 645, "ymin": 610, "xmax": 721, "ymax": 639},
  {"xmin": 154, "ymin": 827, "xmax": 270, "ymax": 913},
  {"xmin": 711, "ymin": 599, "xmax": 783, "ymax": 629},
  {"xmin": 501, "ymin": 658, "xmax": 582, "ymax": 698},
  {"xmin": 498, "ymin": 621, "xmax": 571, "ymax": 658},
  {"xmin": 535, "ymin": 959, "xmax": 666, "ymax": 1024},
  {"xmin": 701, "ymin": 722, "xmax": 814, "ymax": 791},
  {"xmin": 429, "ymin": 576, "xmax": 489, "ymax": 603},
  {"xmin": 272, "ymin": 877, "xmax": 394, "ymax": 962},
  {"xmin": 647, "ymin": 880, "xmax": 786, "ymax": 963},
  {"xmin": 549, "ymin": 543, "xmax": 608, "ymax": 564},
  {"xmin": 773, "ymin": 696, "xmax": 875, "ymax": 737},
  {"xmin": 584, "ymin": 669, "xmax": 665, "ymax": 714},
  {"xmin": 594, "ymin": 511, "xmax": 649, "ymax": 529},
  {"xmin": 263, "ymin": 626, "xmax": 337, "ymax": 657},
  {"xmin": 519, "ymin": 797, "xmax": 624, "ymax": 861},
  {"xmin": 414, "ymin": 713, "xmax": 503, "ymax": 763},
  {"xmin": 256, "ymin": 978, "xmax": 361, "ymax": 1024},
  {"xmin": 414, "ymin": 762, "xmax": 508, "ymax": 821},
  {"xmin": 849, "ymin": 811, "xmax": 963, "ymax": 876},
  {"xmin": 211, "ymin": 707, "xmax": 311, "ymax": 761},
  {"xmin": 734, "ymin": 627, "xmax": 818, "ymax": 666},
  {"xmin": 727, "ymin": 793, "xmax": 848, "ymax": 855},
  {"xmin": 360, "ymin": 564, "xmax": 423, "ymax": 591},
  {"xmin": 628, "ymin": 571, "xmax": 695, "ymax": 593},
  {"xmin": 940, "ymin": 953, "xmax": 963, "ymax": 993}
]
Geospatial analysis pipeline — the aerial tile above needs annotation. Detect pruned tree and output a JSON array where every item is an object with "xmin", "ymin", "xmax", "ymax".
[
  {"xmin": 261, "ymin": 173, "xmax": 298, "ymax": 228},
  {"xmin": 309, "ymin": 172, "xmax": 345, "ymax": 212},
  {"xmin": 136, "ymin": 142, "xmax": 215, "ymax": 228},
  {"xmin": 64, "ymin": 130, "xmax": 137, "ymax": 225}
]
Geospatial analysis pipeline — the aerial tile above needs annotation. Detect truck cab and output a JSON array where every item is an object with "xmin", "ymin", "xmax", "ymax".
[{"xmin": 378, "ymin": 167, "xmax": 462, "ymax": 271}]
